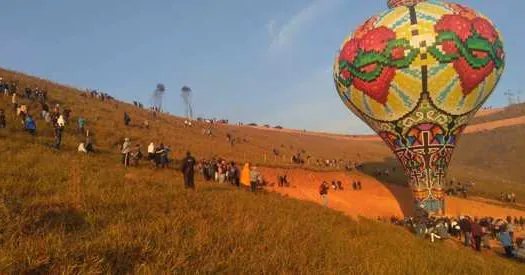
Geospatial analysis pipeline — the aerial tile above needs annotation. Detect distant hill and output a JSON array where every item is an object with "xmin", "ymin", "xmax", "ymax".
[{"xmin": 470, "ymin": 103, "xmax": 525, "ymax": 125}]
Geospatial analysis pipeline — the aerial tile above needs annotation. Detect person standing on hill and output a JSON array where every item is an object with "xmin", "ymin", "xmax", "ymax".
[
  {"xmin": 229, "ymin": 162, "xmax": 240, "ymax": 187},
  {"xmin": 498, "ymin": 225, "xmax": 514, "ymax": 257},
  {"xmin": 124, "ymin": 112, "xmax": 131, "ymax": 126},
  {"xmin": 506, "ymin": 216, "xmax": 515, "ymax": 243},
  {"xmin": 240, "ymin": 163, "xmax": 251, "ymax": 188},
  {"xmin": 11, "ymin": 92, "xmax": 17, "ymax": 111},
  {"xmin": 78, "ymin": 116, "xmax": 86, "ymax": 134},
  {"xmin": 249, "ymin": 166, "xmax": 260, "ymax": 192},
  {"xmin": 53, "ymin": 118, "xmax": 65, "ymax": 149},
  {"xmin": 181, "ymin": 151, "xmax": 196, "ymax": 189},
  {"xmin": 319, "ymin": 181, "xmax": 329, "ymax": 206},
  {"xmin": 460, "ymin": 217, "xmax": 472, "ymax": 247},
  {"xmin": 121, "ymin": 138, "xmax": 132, "ymax": 167},
  {"xmin": 471, "ymin": 218, "xmax": 482, "ymax": 251},
  {"xmin": 0, "ymin": 109, "xmax": 6, "ymax": 128},
  {"xmin": 147, "ymin": 142, "xmax": 155, "ymax": 162},
  {"xmin": 24, "ymin": 115, "xmax": 36, "ymax": 135}
]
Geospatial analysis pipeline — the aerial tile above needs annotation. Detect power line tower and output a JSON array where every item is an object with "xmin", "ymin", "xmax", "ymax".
[
  {"xmin": 504, "ymin": 89, "xmax": 515, "ymax": 106},
  {"xmin": 181, "ymin": 86, "xmax": 193, "ymax": 120},
  {"xmin": 152, "ymin": 83, "xmax": 166, "ymax": 112},
  {"xmin": 517, "ymin": 90, "xmax": 523, "ymax": 104}
]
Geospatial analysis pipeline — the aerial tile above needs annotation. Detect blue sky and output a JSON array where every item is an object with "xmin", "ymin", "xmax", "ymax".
[{"xmin": 1, "ymin": 0, "xmax": 523, "ymax": 134}]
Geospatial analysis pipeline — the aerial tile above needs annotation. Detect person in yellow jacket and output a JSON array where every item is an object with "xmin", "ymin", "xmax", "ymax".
[{"xmin": 240, "ymin": 162, "xmax": 251, "ymax": 187}]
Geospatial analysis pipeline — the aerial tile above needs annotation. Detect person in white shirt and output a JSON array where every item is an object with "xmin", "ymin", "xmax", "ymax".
[{"xmin": 148, "ymin": 142, "xmax": 155, "ymax": 161}]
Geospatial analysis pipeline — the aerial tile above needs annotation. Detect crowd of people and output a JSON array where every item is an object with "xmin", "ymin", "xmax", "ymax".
[
  {"xmin": 0, "ymin": 78, "xmax": 91, "ymax": 151},
  {"xmin": 445, "ymin": 181, "xmax": 471, "ymax": 198},
  {"xmin": 82, "ymin": 89, "xmax": 114, "ymax": 102},
  {"xmin": 388, "ymin": 215, "xmax": 525, "ymax": 259},
  {"xmin": 501, "ymin": 192, "xmax": 517, "ymax": 203},
  {"xmin": 196, "ymin": 159, "xmax": 264, "ymax": 192}
]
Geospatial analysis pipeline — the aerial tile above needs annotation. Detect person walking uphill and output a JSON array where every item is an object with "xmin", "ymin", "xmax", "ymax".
[
  {"xmin": 121, "ymin": 138, "xmax": 132, "ymax": 167},
  {"xmin": 124, "ymin": 112, "xmax": 131, "ymax": 126},
  {"xmin": 52, "ymin": 117, "xmax": 65, "ymax": 149},
  {"xmin": 181, "ymin": 151, "xmax": 196, "ymax": 189}
]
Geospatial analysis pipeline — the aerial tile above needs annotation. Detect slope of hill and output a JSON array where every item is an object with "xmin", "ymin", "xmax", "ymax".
[
  {"xmin": 1, "ymin": 67, "xmax": 524, "ymax": 203},
  {"xmin": 1, "ymin": 120, "xmax": 524, "ymax": 273},
  {"xmin": 470, "ymin": 103, "xmax": 525, "ymax": 125}
]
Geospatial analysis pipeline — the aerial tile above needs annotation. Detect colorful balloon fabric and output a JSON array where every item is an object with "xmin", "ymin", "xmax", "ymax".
[{"xmin": 334, "ymin": 0, "xmax": 505, "ymax": 214}]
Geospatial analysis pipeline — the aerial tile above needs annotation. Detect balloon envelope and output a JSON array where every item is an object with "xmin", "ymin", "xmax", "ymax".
[{"xmin": 333, "ymin": 0, "xmax": 505, "ymax": 214}]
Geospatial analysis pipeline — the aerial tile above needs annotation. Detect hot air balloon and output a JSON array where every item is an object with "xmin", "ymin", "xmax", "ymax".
[{"xmin": 333, "ymin": 0, "xmax": 505, "ymax": 214}]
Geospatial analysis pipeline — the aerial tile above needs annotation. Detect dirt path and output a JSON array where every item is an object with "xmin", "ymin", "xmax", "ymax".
[{"xmin": 260, "ymin": 167, "xmax": 525, "ymax": 219}]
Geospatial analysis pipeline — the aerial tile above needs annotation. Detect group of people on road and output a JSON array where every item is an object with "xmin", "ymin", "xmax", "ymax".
[{"xmin": 197, "ymin": 159, "xmax": 262, "ymax": 192}]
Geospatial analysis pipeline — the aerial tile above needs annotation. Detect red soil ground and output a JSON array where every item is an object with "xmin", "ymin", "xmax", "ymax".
[{"xmin": 259, "ymin": 167, "xmax": 525, "ymax": 220}]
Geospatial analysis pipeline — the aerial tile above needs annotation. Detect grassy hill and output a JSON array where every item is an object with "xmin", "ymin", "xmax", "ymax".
[
  {"xmin": 1, "ymin": 67, "xmax": 524, "ymax": 201},
  {"xmin": 1, "ymin": 68, "xmax": 524, "ymax": 272},
  {"xmin": 0, "ymin": 127, "xmax": 523, "ymax": 273}
]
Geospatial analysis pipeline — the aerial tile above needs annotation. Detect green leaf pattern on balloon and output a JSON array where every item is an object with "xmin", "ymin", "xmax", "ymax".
[
  {"xmin": 337, "ymin": 31, "xmax": 504, "ymax": 87},
  {"xmin": 429, "ymin": 31, "xmax": 505, "ymax": 69}
]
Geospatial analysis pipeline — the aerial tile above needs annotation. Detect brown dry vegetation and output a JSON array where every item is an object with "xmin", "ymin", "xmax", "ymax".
[{"xmin": 1, "ymin": 68, "xmax": 525, "ymax": 273}]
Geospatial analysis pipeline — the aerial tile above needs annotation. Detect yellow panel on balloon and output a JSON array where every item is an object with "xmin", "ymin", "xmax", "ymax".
[
  {"xmin": 375, "ymin": 7, "xmax": 410, "ymax": 29},
  {"xmin": 416, "ymin": 1, "xmax": 452, "ymax": 18}
]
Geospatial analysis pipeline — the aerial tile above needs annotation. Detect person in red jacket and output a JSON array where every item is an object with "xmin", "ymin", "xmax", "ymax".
[{"xmin": 471, "ymin": 218, "xmax": 482, "ymax": 251}]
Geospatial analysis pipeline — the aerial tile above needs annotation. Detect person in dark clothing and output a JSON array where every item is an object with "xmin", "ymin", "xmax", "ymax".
[
  {"xmin": 53, "ymin": 122, "xmax": 64, "ymax": 149},
  {"xmin": 202, "ymin": 161, "xmax": 211, "ymax": 181},
  {"xmin": 229, "ymin": 162, "xmax": 240, "ymax": 187},
  {"xmin": 319, "ymin": 181, "xmax": 329, "ymax": 206},
  {"xmin": 124, "ymin": 112, "xmax": 131, "ymax": 126},
  {"xmin": 155, "ymin": 144, "xmax": 169, "ymax": 168},
  {"xmin": 181, "ymin": 152, "xmax": 196, "ymax": 189},
  {"xmin": 85, "ymin": 135, "xmax": 94, "ymax": 153},
  {"xmin": 471, "ymin": 218, "xmax": 482, "ymax": 251},
  {"xmin": 460, "ymin": 217, "xmax": 472, "ymax": 247},
  {"xmin": 0, "ymin": 109, "xmax": 5, "ymax": 128}
]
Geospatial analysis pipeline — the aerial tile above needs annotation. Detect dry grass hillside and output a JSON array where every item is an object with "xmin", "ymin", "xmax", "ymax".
[
  {"xmin": 0, "ymin": 70, "xmax": 524, "ymax": 274},
  {"xmin": 1, "ymin": 67, "xmax": 524, "ymax": 202},
  {"xmin": 470, "ymin": 103, "xmax": 525, "ymax": 125}
]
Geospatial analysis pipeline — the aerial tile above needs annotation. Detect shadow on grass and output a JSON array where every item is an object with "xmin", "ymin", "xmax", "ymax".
[
  {"xmin": 22, "ymin": 203, "xmax": 89, "ymax": 235},
  {"xmin": 103, "ymin": 246, "xmax": 150, "ymax": 275},
  {"xmin": 360, "ymin": 157, "xmax": 414, "ymax": 217}
]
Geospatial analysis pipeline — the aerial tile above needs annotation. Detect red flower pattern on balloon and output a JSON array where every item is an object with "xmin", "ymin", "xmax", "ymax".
[
  {"xmin": 338, "ymin": 26, "xmax": 401, "ymax": 105},
  {"xmin": 435, "ymin": 14, "xmax": 500, "ymax": 96}
]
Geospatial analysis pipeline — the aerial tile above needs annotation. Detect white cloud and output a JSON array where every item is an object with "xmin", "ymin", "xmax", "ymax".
[{"xmin": 267, "ymin": 0, "xmax": 342, "ymax": 51}]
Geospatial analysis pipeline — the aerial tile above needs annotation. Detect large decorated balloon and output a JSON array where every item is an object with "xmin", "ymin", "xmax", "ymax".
[{"xmin": 334, "ymin": 0, "xmax": 505, "ymax": 214}]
